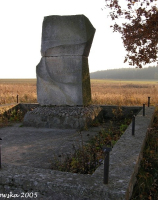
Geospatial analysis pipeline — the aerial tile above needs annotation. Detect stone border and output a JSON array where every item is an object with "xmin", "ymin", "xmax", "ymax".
[
  {"xmin": 0, "ymin": 106, "xmax": 155, "ymax": 199},
  {"xmin": 23, "ymin": 105, "xmax": 102, "ymax": 129},
  {"xmin": 93, "ymin": 106, "xmax": 155, "ymax": 199}
]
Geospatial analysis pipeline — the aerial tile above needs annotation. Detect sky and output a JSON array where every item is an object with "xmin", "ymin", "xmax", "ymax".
[{"xmin": 0, "ymin": 0, "xmax": 140, "ymax": 78}]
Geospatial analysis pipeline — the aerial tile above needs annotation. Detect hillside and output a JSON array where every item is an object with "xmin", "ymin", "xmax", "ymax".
[{"xmin": 90, "ymin": 66, "xmax": 158, "ymax": 80}]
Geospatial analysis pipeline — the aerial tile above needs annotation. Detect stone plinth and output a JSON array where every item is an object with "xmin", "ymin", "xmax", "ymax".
[
  {"xmin": 36, "ymin": 15, "xmax": 95, "ymax": 106},
  {"xmin": 23, "ymin": 106, "xmax": 102, "ymax": 129}
]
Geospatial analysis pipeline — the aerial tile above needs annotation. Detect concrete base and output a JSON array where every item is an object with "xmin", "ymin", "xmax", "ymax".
[{"xmin": 23, "ymin": 105, "xmax": 102, "ymax": 129}]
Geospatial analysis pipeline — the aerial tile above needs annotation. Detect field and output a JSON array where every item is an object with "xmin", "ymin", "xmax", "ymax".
[
  {"xmin": 0, "ymin": 79, "xmax": 37, "ymax": 105},
  {"xmin": 0, "ymin": 79, "xmax": 158, "ymax": 106},
  {"xmin": 91, "ymin": 79, "xmax": 158, "ymax": 106}
]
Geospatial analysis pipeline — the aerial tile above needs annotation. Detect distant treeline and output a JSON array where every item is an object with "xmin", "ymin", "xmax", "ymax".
[{"xmin": 90, "ymin": 66, "xmax": 158, "ymax": 80}]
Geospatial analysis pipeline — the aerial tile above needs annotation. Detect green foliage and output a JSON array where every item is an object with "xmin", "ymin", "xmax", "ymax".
[
  {"xmin": 120, "ymin": 123, "xmax": 128, "ymax": 134},
  {"xmin": 5, "ymin": 109, "xmax": 24, "ymax": 122},
  {"xmin": 0, "ymin": 108, "xmax": 25, "ymax": 127}
]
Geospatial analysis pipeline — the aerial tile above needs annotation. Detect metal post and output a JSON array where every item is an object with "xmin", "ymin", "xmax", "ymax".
[
  {"xmin": 17, "ymin": 95, "xmax": 18, "ymax": 104},
  {"xmin": 132, "ymin": 115, "xmax": 135, "ymax": 136},
  {"xmin": 148, "ymin": 97, "xmax": 150, "ymax": 107},
  {"xmin": 103, "ymin": 147, "xmax": 112, "ymax": 184},
  {"xmin": 0, "ymin": 138, "xmax": 2, "ymax": 169},
  {"xmin": 143, "ymin": 104, "xmax": 145, "ymax": 116}
]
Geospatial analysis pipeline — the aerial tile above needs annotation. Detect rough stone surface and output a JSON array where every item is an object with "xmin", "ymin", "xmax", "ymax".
[
  {"xmin": 41, "ymin": 15, "xmax": 95, "ymax": 57},
  {"xmin": 37, "ymin": 15, "xmax": 95, "ymax": 106},
  {"xmin": 0, "ymin": 106, "xmax": 155, "ymax": 199},
  {"xmin": 37, "ymin": 56, "xmax": 91, "ymax": 106},
  {"xmin": 23, "ymin": 105, "xmax": 102, "ymax": 129}
]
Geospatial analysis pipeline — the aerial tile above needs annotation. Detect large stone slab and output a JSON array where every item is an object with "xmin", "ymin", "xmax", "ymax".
[
  {"xmin": 41, "ymin": 15, "xmax": 95, "ymax": 57},
  {"xmin": 36, "ymin": 15, "xmax": 95, "ymax": 106},
  {"xmin": 37, "ymin": 56, "xmax": 91, "ymax": 105}
]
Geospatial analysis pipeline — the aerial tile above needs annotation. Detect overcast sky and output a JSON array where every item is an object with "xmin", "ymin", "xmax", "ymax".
[{"xmin": 0, "ymin": 0, "xmax": 140, "ymax": 78}]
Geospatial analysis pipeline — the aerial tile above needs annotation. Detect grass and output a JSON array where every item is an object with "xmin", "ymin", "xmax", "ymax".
[
  {"xmin": 0, "ymin": 79, "xmax": 158, "ymax": 106},
  {"xmin": 91, "ymin": 79, "xmax": 158, "ymax": 106},
  {"xmin": 0, "ymin": 79, "xmax": 37, "ymax": 104}
]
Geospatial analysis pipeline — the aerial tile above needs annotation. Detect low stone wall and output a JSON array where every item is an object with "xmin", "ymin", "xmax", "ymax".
[
  {"xmin": 18, "ymin": 103, "xmax": 39, "ymax": 112},
  {"xmin": 23, "ymin": 105, "xmax": 102, "ymax": 129},
  {"xmin": 1, "ymin": 103, "xmax": 39, "ymax": 119},
  {"xmin": 22, "ymin": 104, "xmax": 141, "ymax": 129},
  {"xmin": 100, "ymin": 105, "xmax": 141, "ymax": 119},
  {"xmin": 0, "ymin": 106, "xmax": 155, "ymax": 199},
  {"xmin": 0, "ymin": 103, "xmax": 17, "ymax": 115}
]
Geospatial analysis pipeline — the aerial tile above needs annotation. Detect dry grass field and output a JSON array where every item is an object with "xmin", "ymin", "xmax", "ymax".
[
  {"xmin": 0, "ymin": 79, "xmax": 37, "ymax": 105},
  {"xmin": 0, "ymin": 78, "xmax": 158, "ymax": 106},
  {"xmin": 91, "ymin": 79, "xmax": 158, "ymax": 106}
]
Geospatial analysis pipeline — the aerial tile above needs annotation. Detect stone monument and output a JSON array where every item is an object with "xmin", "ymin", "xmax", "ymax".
[
  {"xmin": 23, "ymin": 15, "xmax": 102, "ymax": 129},
  {"xmin": 37, "ymin": 15, "xmax": 95, "ymax": 106}
]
